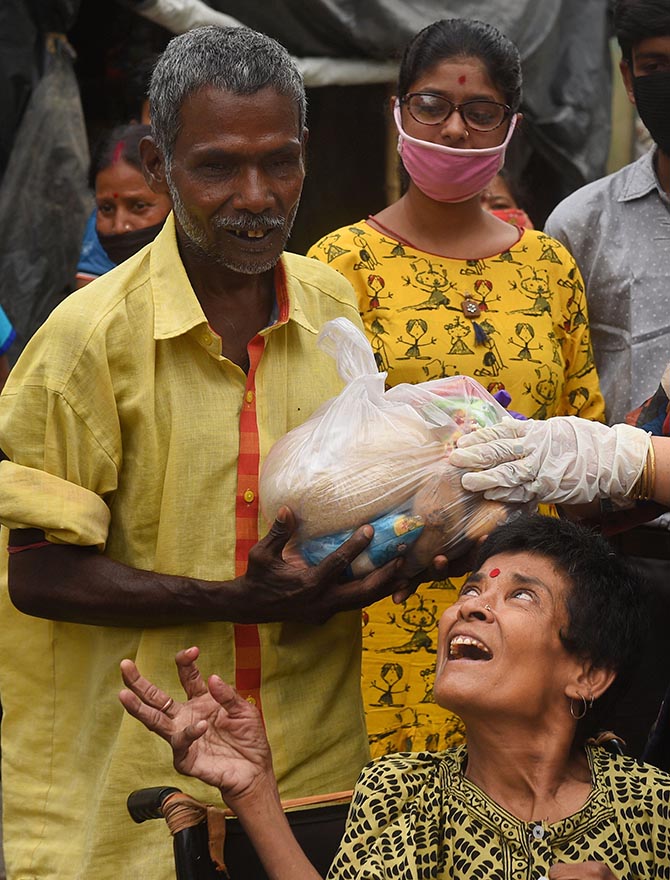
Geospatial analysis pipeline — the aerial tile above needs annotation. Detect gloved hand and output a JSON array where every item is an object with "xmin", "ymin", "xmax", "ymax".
[{"xmin": 448, "ymin": 416, "xmax": 651, "ymax": 505}]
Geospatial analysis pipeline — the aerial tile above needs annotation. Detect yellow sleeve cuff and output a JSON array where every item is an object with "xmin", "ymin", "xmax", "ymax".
[{"xmin": 0, "ymin": 461, "xmax": 111, "ymax": 549}]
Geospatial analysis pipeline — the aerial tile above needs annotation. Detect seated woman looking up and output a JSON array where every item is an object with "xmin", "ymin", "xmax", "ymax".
[{"xmin": 119, "ymin": 515, "xmax": 663, "ymax": 879}]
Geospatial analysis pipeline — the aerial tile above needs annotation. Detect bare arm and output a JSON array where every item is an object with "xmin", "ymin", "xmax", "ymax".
[
  {"xmin": 8, "ymin": 507, "xmax": 414, "ymax": 627},
  {"xmin": 564, "ymin": 436, "xmax": 670, "ymax": 516},
  {"xmin": 549, "ymin": 862, "xmax": 617, "ymax": 878},
  {"xmin": 0, "ymin": 354, "xmax": 10, "ymax": 391},
  {"xmin": 119, "ymin": 648, "xmax": 322, "ymax": 880},
  {"xmin": 651, "ymin": 436, "xmax": 670, "ymax": 506}
]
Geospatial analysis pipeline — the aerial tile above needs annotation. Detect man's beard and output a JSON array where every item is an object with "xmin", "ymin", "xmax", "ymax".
[{"xmin": 167, "ymin": 177, "xmax": 298, "ymax": 274}]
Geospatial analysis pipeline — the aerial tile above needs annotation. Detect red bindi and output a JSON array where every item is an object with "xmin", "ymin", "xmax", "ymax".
[
  {"xmin": 489, "ymin": 568, "xmax": 500, "ymax": 578},
  {"xmin": 458, "ymin": 75, "xmax": 467, "ymax": 84},
  {"xmin": 113, "ymin": 193, "xmax": 119, "ymax": 199}
]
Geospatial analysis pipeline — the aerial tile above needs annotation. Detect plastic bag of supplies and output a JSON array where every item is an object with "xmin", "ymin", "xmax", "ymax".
[{"xmin": 259, "ymin": 318, "xmax": 523, "ymax": 578}]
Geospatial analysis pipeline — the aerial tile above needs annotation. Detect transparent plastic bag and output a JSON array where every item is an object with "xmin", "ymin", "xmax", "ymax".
[{"xmin": 259, "ymin": 318, "xmax": 524, "ymax": 578}]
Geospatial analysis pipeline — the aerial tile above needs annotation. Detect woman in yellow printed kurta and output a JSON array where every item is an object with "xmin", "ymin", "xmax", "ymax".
[
  {"xmin": 308, "ymin": 224, "xmax": 601, "ymax": 419},
  {"xmin": 307, "ymin": 17, "xmax": 604, "ymax": 758}
]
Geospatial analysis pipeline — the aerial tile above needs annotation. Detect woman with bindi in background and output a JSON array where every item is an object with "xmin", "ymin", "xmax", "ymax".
[{"xmin": 74, "ymin": 123, "xmax": 172, "ymax": 289}]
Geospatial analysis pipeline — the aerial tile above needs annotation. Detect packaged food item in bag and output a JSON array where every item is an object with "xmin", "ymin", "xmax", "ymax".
[
  {"xmin": 300, "ymin": 505, "xmax": 426, "ymax": 578},
  {"xmin": 259, "ymin": 318, "xmax": 526, "ymax": 578}
]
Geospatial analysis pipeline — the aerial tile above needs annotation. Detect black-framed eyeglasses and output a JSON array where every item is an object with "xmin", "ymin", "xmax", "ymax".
[{"xmin": 401, "ymin": 92, "xmax": 512, "ymax": 132}]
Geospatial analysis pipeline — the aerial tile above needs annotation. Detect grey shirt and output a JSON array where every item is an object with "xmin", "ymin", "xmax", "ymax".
[{"xmin": 545, "ymin": 148, "xmax": 670, "ymax": 425}]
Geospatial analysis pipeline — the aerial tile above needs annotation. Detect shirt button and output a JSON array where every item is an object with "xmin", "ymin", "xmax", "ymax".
[
  {"xmin": 245, "ymin": 390, "xmax": 255, "ymax": 404},
  {"xmin": 243, "ymin": 489, "xmax": 255, "ymax": 503},
  {"xmin": 202, "ymin": 332, "xmax": 212, "ymax": 345},
  {"xmin": 532, "ymin": 824, "xmax": 544, "ymax": 840}
]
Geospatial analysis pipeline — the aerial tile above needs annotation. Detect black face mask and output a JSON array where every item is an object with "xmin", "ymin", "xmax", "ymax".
[
  {"xmin": 633, "ymin": 71, "xmax": 670, "ymax": 156},
  {"xmin": 98, "ymin": 218, "xmax": 167, "ymax": 265}
]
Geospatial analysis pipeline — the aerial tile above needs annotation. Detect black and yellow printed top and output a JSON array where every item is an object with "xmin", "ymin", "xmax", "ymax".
[{"xmin": 329, "ymin": 746, "xmax": 670, "ymax": 880}]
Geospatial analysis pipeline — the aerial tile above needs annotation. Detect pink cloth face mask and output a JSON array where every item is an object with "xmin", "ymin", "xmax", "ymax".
[{"xmin": 394, "ymin": 102, "xmax": 517, "ymax": 203}]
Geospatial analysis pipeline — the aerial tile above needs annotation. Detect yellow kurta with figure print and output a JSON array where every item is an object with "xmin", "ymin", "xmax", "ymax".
[{"xmin": 308, "ymin": 221, "xmax": 605, "ymax": 756}]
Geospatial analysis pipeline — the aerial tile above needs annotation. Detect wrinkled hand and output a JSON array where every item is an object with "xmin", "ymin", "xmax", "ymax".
[
  {"xmin": 387, "ymin": 551, "xmax": 450, "ymax": 604},
  {"xmin": 242, "ymin": 506, "xmax": 417, "ymax": 624},
  {"xmin": 549, "ymin": 861, "xmax": 617, "ymax": 878},
  {"xmin": 389, "ymin": 537, "xmax": 485, "ymax": 604},
  {"xmin": 449, "ymin": 417, "xmax": 650, "ymax": 505},
  {"xmin": 119, "ymin": 647, "xmax": 272, "ymax": 805}
]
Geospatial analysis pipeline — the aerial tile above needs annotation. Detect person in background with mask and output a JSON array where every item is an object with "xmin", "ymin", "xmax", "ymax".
[
  {"xmin": 307, "ymin": 17, "xmax": 605, "ymax": 760},
  {"xmin": 545, "ymin": 0, "xmax": 670, "ymax": 429},
  {"xmin": 543, "ymin": 0, "xmax": 670, "ymax": 756},
  {"xmin": 74, "ymin": 123, "xmax": 172, "ymax": 288},
  {"xmin": 480, "ymin": 169, "xmax": 534, "ymax": 229}
]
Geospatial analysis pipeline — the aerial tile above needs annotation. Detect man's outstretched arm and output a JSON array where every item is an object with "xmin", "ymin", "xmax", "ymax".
[{"xmin": 8, "ymin": 507, "xmax": 413, "ymax": 627}]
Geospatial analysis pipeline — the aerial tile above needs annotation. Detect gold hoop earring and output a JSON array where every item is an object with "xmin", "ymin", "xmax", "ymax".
[{"xmin": 570, "ymin": 695, "xmax": 588, "ymax": 720}]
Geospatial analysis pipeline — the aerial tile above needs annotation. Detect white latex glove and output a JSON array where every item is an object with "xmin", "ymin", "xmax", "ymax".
[{"xmin": 449, "ymin": 416, "xmax": 651, "ymax": 505}]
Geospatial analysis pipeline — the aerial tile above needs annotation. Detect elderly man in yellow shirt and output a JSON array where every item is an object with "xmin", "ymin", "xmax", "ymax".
[{"xmin": 0, "ymin": 26, "xmax": 416, "ymax": 880}]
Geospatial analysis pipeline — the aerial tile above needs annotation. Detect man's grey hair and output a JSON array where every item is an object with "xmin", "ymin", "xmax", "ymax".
[{"xmin": 149, "ymin": 25, "xmax": 307, "ymax": 167}]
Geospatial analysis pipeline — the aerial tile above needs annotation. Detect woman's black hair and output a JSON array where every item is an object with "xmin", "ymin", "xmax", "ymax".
[
  {"xmin": 614, "ymin": 0, "xmax": 670, "ymax": 63},
  {"xmin": 473, "ymin": 513, "xmax": 648, "ymax": 742},
  {"xmin": 88, "ymin": 123, "xmax": 152, "ymax": 190},
  {"xmin": 397, "ymin": 18, "xmax": 522, "ymax": 112}
]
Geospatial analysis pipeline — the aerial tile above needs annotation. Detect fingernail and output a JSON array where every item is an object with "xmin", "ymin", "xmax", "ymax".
[
  {"xmin": 361, "ymin": 525, "xmax": 373, "ymax": 539},
  {"xmin": 276, "ymin": 507, "xmax": 287, "ymax": 524}
]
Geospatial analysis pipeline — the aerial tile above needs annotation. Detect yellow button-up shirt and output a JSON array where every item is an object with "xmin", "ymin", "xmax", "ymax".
[{"xmin": 0, "ymin": 215, "xmax": 369, "ymax": 880}]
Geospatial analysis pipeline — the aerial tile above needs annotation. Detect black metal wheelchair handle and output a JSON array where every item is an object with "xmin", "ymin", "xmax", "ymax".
[{"xmin": 127, "ymin": 786, "xmax": 183, "ymax": 823}]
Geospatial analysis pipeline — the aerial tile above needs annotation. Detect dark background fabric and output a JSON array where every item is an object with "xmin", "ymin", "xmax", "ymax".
[
  {"xmin": 0, "ymin": 0, "xmax": 81, "ymax": 185},
  {"xmin": 0, "ymin": 0, "xmax": 613, "ymax": 356},
  {"xmin": 0, "ymin": 0, "xmax": 89, "ymax": 359}
]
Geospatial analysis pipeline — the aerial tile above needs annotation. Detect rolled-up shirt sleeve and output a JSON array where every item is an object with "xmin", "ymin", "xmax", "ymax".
[
  {"xmin": 0, "ymin": 462, "xmax": 111, "ymax": 548},
  {"xmin": 0, "ymin": 309, "xmax": 122, "ymax": 549}
]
